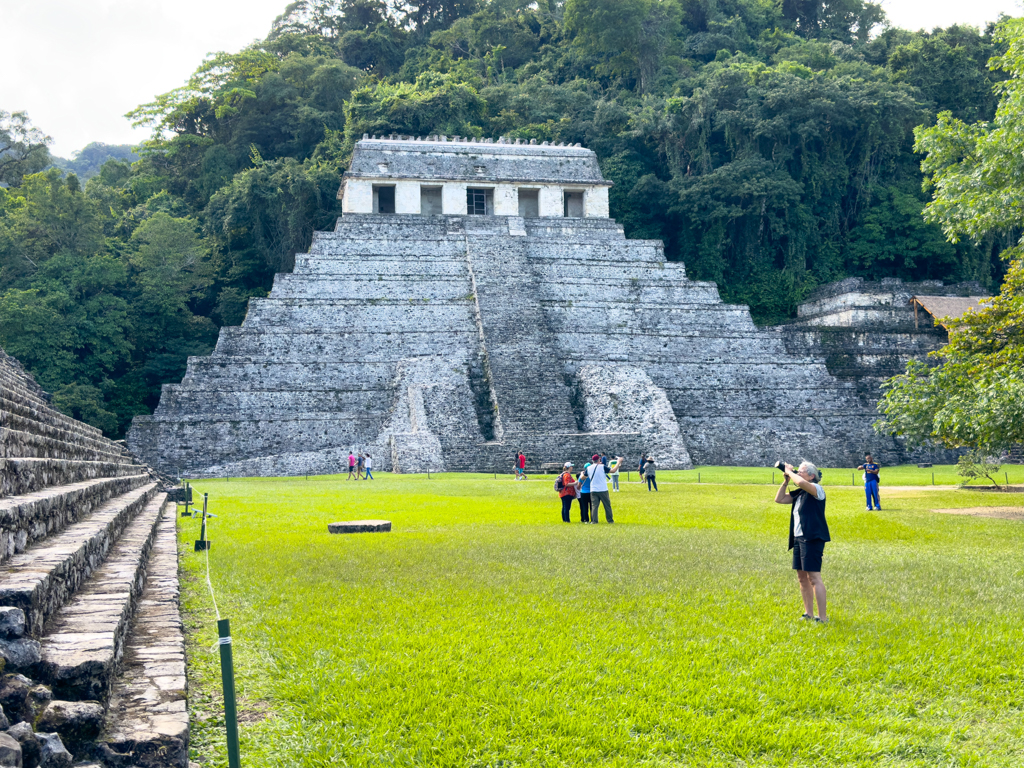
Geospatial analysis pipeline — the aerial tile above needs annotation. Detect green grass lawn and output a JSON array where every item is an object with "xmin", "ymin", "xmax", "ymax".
[{"xmin": 179, "ymin": 468, "xmax": 1024, "ymax": 767}]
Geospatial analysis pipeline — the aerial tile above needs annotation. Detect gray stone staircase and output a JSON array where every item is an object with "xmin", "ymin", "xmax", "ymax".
[{"xmin": 0, "ymin": 348, "xmax": 188, "ymax": 766}]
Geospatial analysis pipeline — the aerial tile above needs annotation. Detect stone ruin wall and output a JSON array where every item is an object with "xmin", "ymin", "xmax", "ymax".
[
  {"xmin": 127, "ymin": 139, "xmax": 964, "ymax": 477},
  {"xmin": 774, "ymin": 277, "xmax": 989, "ymax": 463}
]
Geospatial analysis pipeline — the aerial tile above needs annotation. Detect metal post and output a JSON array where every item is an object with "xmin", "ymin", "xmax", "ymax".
[
  {"xmin": 182, "ymin": 482, "xmax": 192, "ymax": 517},
  {"xmin": 217, "ymin": 618, "xmax": 242, "ymax": 768},
  {"xmin": 195, "ymin": 494, "xmax": 210, "ymax": 551},
  {"xmin": 698, "ymin": 472, "xmax": 700, "ymax": 483},
  {"xmin": 772, "ymin": 472, "xmax": 775, "ymax": 484},
  {"xmin": 1005, "ymin": 472, "xmax": 1009, "ymax": 487},
  {"xmin": 932, "ymin": 472, "xmax": 935, "ymax": 486},
  {"xmin": 852, "ymin": 472, "xmax": 854, "ymax": 487}
]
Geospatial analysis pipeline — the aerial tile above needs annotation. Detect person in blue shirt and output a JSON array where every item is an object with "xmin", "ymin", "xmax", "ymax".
[
  {"xmin": 577, "ymin": 462, "xmax": 593, "ymax": 522},
  {"xmin": 857, "ymin": 453, "xmax": 881, "ymax": 510}
]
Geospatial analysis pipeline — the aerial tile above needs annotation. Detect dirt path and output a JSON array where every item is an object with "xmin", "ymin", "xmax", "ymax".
[{"xmin": 931, "ymin": 507, "xmax": 1024, "ymax": 521}]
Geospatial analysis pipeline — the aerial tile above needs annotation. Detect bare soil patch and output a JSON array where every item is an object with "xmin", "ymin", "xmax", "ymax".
[{"xmin": 931, "ymin": 507, "xmax": 1024, "ymax": 520}]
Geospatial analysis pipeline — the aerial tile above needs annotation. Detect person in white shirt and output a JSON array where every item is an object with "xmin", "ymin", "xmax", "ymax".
[
  {"xmin": 586, "ymin": 453, "xmax": 614, "ymax": 523},
  {"xmin": 363, "ymin": 454, "xmax": 374, "ymax": 480}
]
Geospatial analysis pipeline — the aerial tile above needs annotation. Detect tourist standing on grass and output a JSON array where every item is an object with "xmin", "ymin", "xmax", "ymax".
[
  {"xmin": 609, "ymin": 456, "xmax": 622, "ymax": 491},
  {"xmin": 774, "ymin": 461, "xmax": 830, "ymax": 624},
  {"xmin": 857, "ymin": 453, "xmax": 881, "ymax": 510},
  {"xmin": 364, "ymin": 454, "xmax": 374, "ymax": 480},
  {"xmin": 347, "ymin": 452, "xmax": 357, "ymax": 480},
  {"xmin": 587, "ymin": 454, "xmax": 614, "ymax": 523},
  {"xmin": 643, "ymin": 457, "xmax": 658, "ymax": 491},
  {"xmin": 557, "ymin": 462, "xmax": 578, "ymax": 523},
  {"xmin": 577, "ymin": 463, "xmax": 593, "ymax": 523},
  {"xmin": 637, "ymin": 453, "xmax": 646, "ymax": 483}
]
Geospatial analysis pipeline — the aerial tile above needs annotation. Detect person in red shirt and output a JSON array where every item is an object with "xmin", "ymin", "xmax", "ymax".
[
  {"xmin": 516, "ymin": 451, "xmax": 528, "ymax": 480},
  {"xmin": 557, "ymin": 462, "xmax": 578, "ymax": 522}
]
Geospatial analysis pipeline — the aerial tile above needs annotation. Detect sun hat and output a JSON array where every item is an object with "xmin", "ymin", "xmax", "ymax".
[
  {"xmin": 564, "ymin": 461, "xmax": 573, "ymax": 468},
  {"xmin": 592, "ymin": 453, "xmax": 600, "ymax": 461}
]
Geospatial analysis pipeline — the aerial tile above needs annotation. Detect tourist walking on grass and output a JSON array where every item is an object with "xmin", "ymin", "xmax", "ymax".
[
  {"xmin": 857, "ymin": 453, "xmax": 881, "ymax": 510},
  {"xmin": 364, "ymin": 454, "xmax": 374, "ymax": 480},
  {"xmin": 637, "ymin": 453, "xmax": 646, "ymax": 483},
  {"xmin": 356, "ymin": 453, "xmax": 365, "ymax": 479},
  {"xmin": 587, "ymin": 454, "xmax": 613, "ymax": 523},
  {"xmin": 516, "ymin": 451, "xmax": 527, "ymax": 480},
  {"xmin": 347, "ymin": 452, "xmax": 357, "ymax": 480},
  {"xmin": 643, "ymin": 457, "xmax": 658, "ymax": 491},
  {"xmin": 577, "ymin": 463, "xmax": 593, "ymax": 523},
  {"xmin": 609, "ymin": 456, "xmax": 622, "ymax": 491},
  {"xmin": 557, "ymin": 462, "xmax": 578, "ymax": 523},
  {"xmin": 774, "ymin": 461, "xmax": 830, "ymax": 623}
]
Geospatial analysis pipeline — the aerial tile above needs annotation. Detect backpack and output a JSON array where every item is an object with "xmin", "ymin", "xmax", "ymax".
[{"xmin": 554, "ymin": 473, "xmax": 566, "ymax": 492}]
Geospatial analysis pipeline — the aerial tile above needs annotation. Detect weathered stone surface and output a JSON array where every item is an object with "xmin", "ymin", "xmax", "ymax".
[
  {"xmin": 37, "ymin": 701, "xmax": 103, "ymax": 748},
  {"xmin": 0, "ymin": 484, "xmax": 158, "ymax": 636},
  {"xmin": 0, "ymin": 475, "xmax": 153, "ymax": 566},
  {"xmin": 99, "ymin": 509, "xmax": 188, "ymax": 768},
  {"xmin": 0, "ymin": 640, "xmax": 38, "ymax": 670},
  {"xmin": 0, "ymin": 351, "xmax": 185, "ymax": 763},
  {"xmin": 0, "ymin": 676, "xmax": 32, "ymax": 724},
  {"xmin": 26, "ymin": 687, "xmax": 51, "ymax": 722},
  {"xmin": 0, "ymin": 609, "xmax": 24, "ymax": 639},
  {"xmin": 34, "ymin": 733, "xmax": 70, "ymax": 768},
  {"xmin": 4, "ymin": 723, "xmax": 35, "ymax": 766},
  {"xmin": 35, "ymin": 495, "xmax": 166, "ymax": 700},
  {"xmin": 0, "ymin": 732, "xmax": 21, "ymax": 767},
  {"xmin": 328, "ymin": 520, "xmax": 392, "ymax": 534}
]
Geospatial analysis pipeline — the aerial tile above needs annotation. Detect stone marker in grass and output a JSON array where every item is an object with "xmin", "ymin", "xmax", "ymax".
[{"xmin": 328, "ymin": 520, "xmax": 391, "ymax": 534}]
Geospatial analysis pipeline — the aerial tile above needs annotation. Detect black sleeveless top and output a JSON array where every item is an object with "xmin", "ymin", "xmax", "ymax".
[{"xmin": 789, "ymin": 487, "xmax": 831, "ymax": 549}]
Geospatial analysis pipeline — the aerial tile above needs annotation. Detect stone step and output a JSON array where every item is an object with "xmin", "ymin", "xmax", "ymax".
[
  {"xmin": 157, "ymin": 386, "xmax": 394, "ymax": 415},
  {"xmin": 307, "ymin": 240, "xmax": 467, "ymax": 258},
  {"xmin": 182, "ymin": 358, "xmax": 402, "ymax": 387},
  {"xmin": 271, "ymin": 276, "xmax": 472, "ymax": 301},
  {"xmin": 0, "ymin": 390, "xmax": 105, "ymax": 443},
  {"xmin": 0, "ymin": 427, "xmax": 126, "ymax": 463},
  {"xmin": 0, "ymin": 482, "xmax": 159, "ymax": 636},
  {"xmin": 96, "ymin": 506, "xmax": 187, "ymax": 767},
  {"xmin": 0, "ymin": 474, "xmax": 153, "ymax": 566},
  {"xmin": 211, "ymin": 328, "xmax": 479, "ymax": 360},
  {"xmin": 244, "ymin": 299, "xmax": 474, "ymax": 331},
  {"xmin": 293, "ymin": 258, "xmax": 469, "ymax": 276},
  {"xmin": 0, "ymin": 372, "xmax": 52, "ymax": 411},
  {"xmin": 35, "ymin": 493, "xmax": 168, "ymax": 701},
  {"xmin": 0, "ymin": 408, "xmax": 127, "ymax": 458},
  {"xmin": 0, "ymin": 458, "xmax": 147, "ymax": 499}
]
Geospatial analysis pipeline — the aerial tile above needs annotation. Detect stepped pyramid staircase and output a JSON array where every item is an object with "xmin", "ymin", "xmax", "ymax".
[{"xmin": 0, "ymin": 349, "xmax": 188, "ymax": 767}]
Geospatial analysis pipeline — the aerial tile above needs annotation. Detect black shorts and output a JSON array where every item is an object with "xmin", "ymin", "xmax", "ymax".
[{"xmin": 792, "ymin": 538, "xmax": 825, "ymax": 572}]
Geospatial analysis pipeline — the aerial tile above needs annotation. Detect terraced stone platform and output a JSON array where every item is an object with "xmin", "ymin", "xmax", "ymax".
[
  {"xmin": 0, "ymin": 347, "xmax": 188, "ymax": 766},
  {"xmin": 128, "ymin": 137, "xmax": 941, "ymax": 476}
]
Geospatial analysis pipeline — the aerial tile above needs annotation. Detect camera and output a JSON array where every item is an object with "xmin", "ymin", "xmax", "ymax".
[{"xmin": 774, "ymin": 460, "xmax": 789, "ymax": 472}]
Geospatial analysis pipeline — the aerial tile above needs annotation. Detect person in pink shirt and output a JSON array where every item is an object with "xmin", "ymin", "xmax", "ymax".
[{"xmin": 347, "ymin": 452, "xmax": 357, "ymax": 480}]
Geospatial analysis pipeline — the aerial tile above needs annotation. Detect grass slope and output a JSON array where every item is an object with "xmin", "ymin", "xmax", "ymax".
[{"xmin": 179, "ymin": 468, "xmax": 1023, "ymax": 767}]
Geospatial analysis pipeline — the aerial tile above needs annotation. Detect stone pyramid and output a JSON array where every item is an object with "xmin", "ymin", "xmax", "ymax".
[{"xmin": 129, "ymin": 136, "xmax": 891, "ymax": 476}]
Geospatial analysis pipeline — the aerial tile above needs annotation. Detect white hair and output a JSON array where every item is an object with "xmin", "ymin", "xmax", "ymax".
[{"xmin": 798, "ymin": 460, "xmax": 821, "ymax": 482}]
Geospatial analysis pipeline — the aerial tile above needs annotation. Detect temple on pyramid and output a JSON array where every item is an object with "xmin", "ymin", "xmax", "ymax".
[{"xmin": 127, "ymin": 135, "xmax": 958, "ymax": 476}]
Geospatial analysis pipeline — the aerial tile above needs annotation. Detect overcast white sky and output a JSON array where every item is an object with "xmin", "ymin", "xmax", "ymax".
[{"xmin": 3, "ymin": 0, "xmax": 1022, "ymax": 158}]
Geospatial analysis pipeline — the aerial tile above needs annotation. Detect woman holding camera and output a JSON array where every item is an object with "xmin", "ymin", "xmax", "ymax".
[{"xmin": 774, "ymin": 461, "xmax": 830, "ymax": 623}]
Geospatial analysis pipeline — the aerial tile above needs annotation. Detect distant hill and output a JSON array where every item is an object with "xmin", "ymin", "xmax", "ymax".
[{"xmin": 51, "ymin": 142, "xmax": 139, "ymax": 180}]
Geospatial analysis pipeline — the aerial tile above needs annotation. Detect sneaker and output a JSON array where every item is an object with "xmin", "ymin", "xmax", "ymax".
[
  {"xmin": 866, "ymin": 507, "xmax": 872, "ymax": 511},
  {"xmin": 800, "ymin": 613, "xmax": 813, "ymax": 621},
  {"xmin": 814, "ymin": 617, "xmax": 828, "ymax": 624}
]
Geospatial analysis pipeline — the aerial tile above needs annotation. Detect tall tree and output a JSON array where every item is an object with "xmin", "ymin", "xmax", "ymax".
[
  {"xmin": 0, "ymin": 111, "xmax": 51, "ymax": 187},
  {"xmin": 876, "ymin": 18, "xmax": 1024, "ymax": 455}
]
